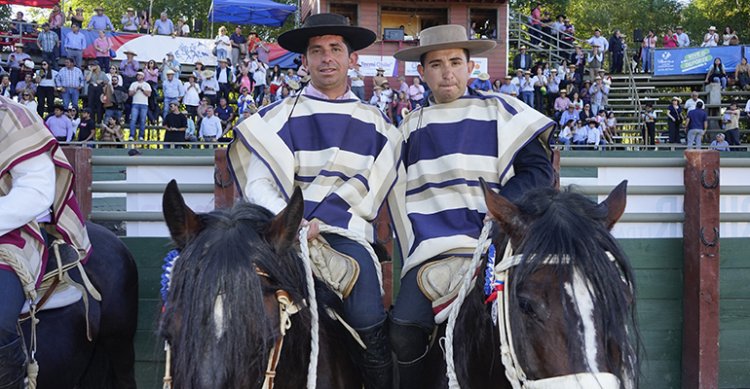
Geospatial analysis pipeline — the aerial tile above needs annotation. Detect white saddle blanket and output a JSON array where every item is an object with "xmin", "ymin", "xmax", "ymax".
[{"xmin": 20, "ymin": 284, "xmax": 82, "ymax": 315}]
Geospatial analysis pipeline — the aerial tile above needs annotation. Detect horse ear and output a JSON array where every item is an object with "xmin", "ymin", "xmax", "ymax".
[
  {"xmin": 599, "ymin": 180, "xmax": 628, "ymax": 230},
  {"xmin": 266, "ymin": 187, "xmax": 305, "ymax": 252},
  {"xmin": 162, "ymin": 179, "xmax": 204, "ymax": 249},
  {"xmin": 480, "ymin": 178, "xmax": 524, "ymax": 240}
]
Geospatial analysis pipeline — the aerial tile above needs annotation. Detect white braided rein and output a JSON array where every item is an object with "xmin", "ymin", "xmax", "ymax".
[
  {"xmin": 444, "ymin": 221, "xmax": 493, "ymax": 389},
  {"xmin": 297, "ymin": 225, "xmax": 319, "ymax": 389}
]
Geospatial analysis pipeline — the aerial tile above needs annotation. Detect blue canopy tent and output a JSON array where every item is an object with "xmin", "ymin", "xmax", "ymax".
[{"xmin": 209, "ymin": 0, "xmax": 297, "ymax": 27}]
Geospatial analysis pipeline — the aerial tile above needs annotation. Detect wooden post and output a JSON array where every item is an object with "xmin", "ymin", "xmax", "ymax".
[
  {"xmin": 682, "ymin": 150, "xmax": 720, "ymax": 389},
  {"xmin": 61, "ymin": 147, "xmax": 92, "ymax": 220},
  {"xmin": 213, "ymin": 148, "xmax": 238, "ymax": 209}
]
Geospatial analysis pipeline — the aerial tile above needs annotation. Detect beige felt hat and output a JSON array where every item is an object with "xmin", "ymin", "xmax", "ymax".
[
  {"xmin": 394, "ymin": 25, "xmax": 496, "ymax": 62},
  {"xmin": 202, "ymin": 70, "xmax": 215, "ymax": 78},
  {"xmin": 478, "ymin": 72, "xmax": 490, "ymax": 81}
]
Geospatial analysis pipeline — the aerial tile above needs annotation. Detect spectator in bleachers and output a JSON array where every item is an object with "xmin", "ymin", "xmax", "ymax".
[
  {"xmin": 164, "ymin": 102, "xmax": 188, "ymax": 147},
  {"xmin": 558, "ymin": 119, "xmax": 574, "ymax": 150},
  {"xmin": 492, "ymin": 78, "xmax": 502, "ymax": 93},
  {"xmin": 704, "ymin": 57, "xmax": 727, "ymax": 90},
  {"xmin": 103, "ymin": 74, "xmax": 128, "ymax": 123},
  {"xmin": 555, "ymin": 91, "xmax": 573, "ymax": 123},
  {"xmin": 735, "ymin": 57, "xmax": 750, "ymax": 90},
  {"xmin": 701, "ymin": 26, "xmax": 719, "ymax": 47},
  {"xmin": 667, "ymin": 96, "xmax": 683, "ymax": 143},
  {"xmin": 20, "ymin": 89, "xmax": 37, "ymax": 112},
  {"xmin": 76, "ymin": 108, "xmax": 96, "ymax": 143},
  {"xmin": 100, "ymin": 116, "xmax": 124, "ymax": 144},
  {"xmin": 121, "ymin": 8, "xmax": 140, "ymax": 33},
  {"xmin": 162, "ymin": 69, "xmax": 185, "ymax": 119},
  {"xmin": 217, "ymin": 59, "xmax": 236, "ymax": 103},
  {"xmin": 119, "ymin": 50, "xmax": 140, "ymax": 87},
  {"xmin": 609, "ymin": 30, "xmax": 625, "ymax": 74},
  {"xmin": 15, "ymin": 73, "xmax": 36, "ymax": 97},
  {"xmin": 67, "ymin": 7, "xmax": 84, "ymax": 29},
  {"xmin": 67, "ymin": 106, "xmax": 80, "ymax": 132},
  {"xmin": 562, "ymin": 18, "xmax": 575, "ymax": 50},
  {"xmin": 183, "ymin": 75, "xmax": 201, "ymax": 120},
  {"xmin": 49, "ymin": 5, "xmax": 65, "ymax": 40},
  {"xmin": 85, "ymin": 62, "xmax": 108, "ymax": 124},
  {"xmin": 722, "ymin": 102, "xmax": 741, "ymax": 147},
  {"xmin": 606, "ymin": 111, "xmax": 618, "ymax": 141},
  {"xmin": 579, "ymin": 101, "xmax": 594, "ymax": 123},
  {"xmin": 348, "ymin": 63, "xmax": 365, "ymax": 101},
  {"xmin": 215, "ymin": 97, "xmax": 235, "ymax": 134},
  {"xmin": 236, "ymin": 61, "xmax": 253, "ymax": 94},
  {"xmin": 531, "ymin": 66, "xmax": 547, "ymax": 112},
  {"xmin": 11, "ymin": 11, "xmax": 33, "ymax": 34},
  {"xmin": 470, "ymin": 72, "xmax": 492, "ymax": 92},
  {"xmin": 64, "ymin": 24, "xmax": 85, "ymax": 68},
  {"xmin": 237, "ymin": 87, "xmax": 254, "ymax": 114},
  {"xmin": 710, "ymin": 133, "xmax": 729, "ymax": 151},
  {"xmin": 154, "ymin": 12, "xmax": 175, "ymax": 35},
  {"xmin": 641, "ymin": 30, "xmax": 656, "ymax": 73},
  {"xmin": 94, "ymin": 30, "xmax": 112, "ymax": 70},
  {"xmin": 530, "ymin": 2, "xmax": 542, "ymax": 45},
  {"xmin": 589, "ymin": 76, "xmax": 609, "ymax": 115},
  {"xmin": 46, "ymin": 104, "xmax": 74, "ymax": 141},
  {"xmin": 250, "ymin": 54, "xmax": 268, "ymax": 103},
  {"xmin": 685, "ymin": 91, "xmax": 704, "ymax": 112},
  {"xmin": 138, "ymin": 10, "xmax": 151, "ymax": 34},
  {"xmin": 597, "ymin": 110, "xmax": 613, "ymax": 144},
  {"xmin": 37, "ymin": 23, "xmax": 59, "ymax": 71},
  {"xmin": 214, "ymin": 26, "xmax": 231, "ymax": 61},
  {"xmin": 587, "ymin": 28, "xmax": 608, "ymax": 53},
  {"xmin": 160, "ymin": 52, "xmax": 181, "ymax": 82},
  {"xmin": 571, "ymin": 45, "xmax": 586, "ymax": 77},
  {"xmin": 676, "ymin": 26, "xmax": 690, "ymax": 47},
  {"xmin": 546, "ymin": 68, "xmax": 561, "ymax": 112},
  {"xmin": 230, "ymin": 26, "xmax": 246, "ymax": 66},
  {"xmin": 498, "ymin": 75, "xmax": 517, "ymax": 95},
  {"xmin": 663, "ymin": 28, "xmax": 678, "ymax": 48},
  {"xmin": 641, "ymin": 103, "xmax": 656, "ymax": 145},
  {"xmin": 8, "ymin": 44, "xmax": 30, "ymax": 95},
  {"xmin": 519, "ymin": 69, "xmax": 535, "ymax": 107},
  {"xmin": 721, "ymin": 27, "xmax": 737, "ymax": 46},
  {"xmin": 106, "ymin": 64, "xmax": 119, "ymax": 85},
  {"xmin": 128, "ymin": 71, "xmax": 152, "ymax": 141},
  {"xmin": 35, "ymin": 60, "xmax": 57, "ymax": 116},
  {"xmin": 511, "ymin": 68, "xmax": 524, "ymax": 88},
  {"xmin": 570, "ymin": 91, "xmax": 583, "ymax": 112},
  {"xmin": 513, "ymin": 46, "xmax": 533, "ymax": 71},
  {"xmin": 572, "ymin": 119, "xmax": 587, "ymax": 145},
  {"xmin": 552, "ymin": 15, "xmax": 566, "ymax": 42},
  {"xmin": 686, "ymin": 101, "xmax": 707, "ymax": 149},
  {"xmin": 201, "ymin": 70, "xmax": 219, "ymax": 106},
  {"xmin": 176, "ymin": 17, "xmax": 190, "ymax": 37},
  {"xmin": 198, "ymin": 105, "xmax": 222, "ymax": 142},
  {"xmin": 87, "ymin": 7, "xmax": 114, "ymax": 31},
  {"xmin": 585, "ymin": 118, "xmax": 602, "ymax": 148},
  {"xmin": 579, "ymin": 80, "xmax": 591, "ymax": 105},
  {"xmin": 55, "ymin": 57, "xmax": 84, "ymax": 109},
  {"xmin": 192, "ymin": 61, "xmax": 205, "ymax": 85}
]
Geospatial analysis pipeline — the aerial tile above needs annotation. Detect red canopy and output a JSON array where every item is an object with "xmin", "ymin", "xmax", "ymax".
[{"xmin": 0, "ymin": 0, "xmax": 58, "ymax": 8}]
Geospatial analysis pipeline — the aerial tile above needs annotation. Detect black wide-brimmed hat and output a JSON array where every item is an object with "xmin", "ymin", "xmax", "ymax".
[{"xmin": 278, "ymin": 13, "xmax": 376, "ymax": 54}]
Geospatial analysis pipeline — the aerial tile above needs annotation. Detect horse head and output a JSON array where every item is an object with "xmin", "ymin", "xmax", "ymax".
[
  {"xmin": 480, "ymin": 179, "xmax": 638, "ymax": 388},
  {"xmin": 160, "ymin": 180, "xmax": 310, "ymax": 389}
]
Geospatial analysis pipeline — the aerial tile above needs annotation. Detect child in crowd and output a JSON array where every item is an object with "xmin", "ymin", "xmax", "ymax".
[{"xmin": 558, "ymin": 119, "xmax": 574, "ymax": 150}]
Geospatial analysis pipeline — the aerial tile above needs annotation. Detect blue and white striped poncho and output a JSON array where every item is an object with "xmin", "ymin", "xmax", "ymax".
[
  {"xmin": 389, "ymin": 92, "xmax": 554, "ymax": 275},
  {"xmin": 228, "ymin": 94, "xmax": 403, "ymax": 243}
]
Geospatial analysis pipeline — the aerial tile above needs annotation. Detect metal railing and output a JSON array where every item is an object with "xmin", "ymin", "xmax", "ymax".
[{"xmin": 508, "ymin": 10, "xmax": 588, "ymax": 65}]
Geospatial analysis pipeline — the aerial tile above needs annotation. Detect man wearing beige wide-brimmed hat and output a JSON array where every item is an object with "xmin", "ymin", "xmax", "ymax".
[{"xmin": 388, "ymin": 24, "xmax": 555, "ymax": 388}]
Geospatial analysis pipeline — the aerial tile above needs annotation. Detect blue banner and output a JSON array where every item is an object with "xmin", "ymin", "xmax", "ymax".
[{"xmin": 653, "ymin": 46, "xmax": 743, "ymax": 76}]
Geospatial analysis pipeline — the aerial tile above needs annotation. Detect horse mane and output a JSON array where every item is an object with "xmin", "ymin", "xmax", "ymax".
[
  {"xmin": 160, "ymin": 202, "xmax": 313, "ymax": 388},
  {"xmin": 509, "ymin": 186, "xmax": 640, "ymax": 386}
]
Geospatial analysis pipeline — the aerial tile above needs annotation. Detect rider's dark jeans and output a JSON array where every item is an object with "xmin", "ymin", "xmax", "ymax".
[
  {"xmin": 390, "ymin": 262, "xmax": 434, "ymax": 331},
  {"xmin": 0, "ymin": 269, "xmax": 25, "ymax": 344},
  {"xmin": 322, "ymin": 233, "xmax": 387, "ymax": 330}
]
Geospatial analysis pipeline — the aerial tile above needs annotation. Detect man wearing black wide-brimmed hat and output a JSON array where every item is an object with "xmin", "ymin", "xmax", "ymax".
[{"xmin": 227, "ymin": 14, "xmax": 401, "ymax": 389}]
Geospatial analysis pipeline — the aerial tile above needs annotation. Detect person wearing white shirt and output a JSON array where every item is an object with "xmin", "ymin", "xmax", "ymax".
[
  {"xmin": 558, "ymin": 119, "xmax": 574, "ymax": 150},
  {"xmin": 128, "ymin": 72, "xmax": 152, "ymax": 141},
  {"xmin": 531, "ymin": 69, "xmax": 547, "ymax": 112},
  {"xmin": 348, "ymin": 63, "xmax": 365, "ymax": 101},
  {"xmin": 586, "ymin": 119, "xmax": 601, "ymax": 148},
  {"xmin": 183, "ymin": 76, "xmax": 201, "ymax": 120},
  {"xmin": 587, "ymin": 29, "xmax": 609, "ymax": 53},
  {"xmin": 199, "ymin": 106, "xmax": 223, "ymax": 141},
  {"xmin": 701, "ymin": 26, "xmax": 719, "ymax": 47},
  {"xmin": 519, "ymin": 70, "xmax": 535, "ymax": 107},
  {"xmin": 684, "ymin": 91, "xmax": 705, "ymax": 112}
]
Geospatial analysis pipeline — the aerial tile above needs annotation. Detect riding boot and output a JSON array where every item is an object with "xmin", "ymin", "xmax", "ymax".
[
  {"xmin": 0, "ymin": 336, "xmax": 26, "ymax": 389},
  {"xmin": 346, "ymin": 319, "xmax": 393, "ymax": 389},
  {"xmin": 390, "ymin": 319, "xmax": 431, "ymax": 389}
]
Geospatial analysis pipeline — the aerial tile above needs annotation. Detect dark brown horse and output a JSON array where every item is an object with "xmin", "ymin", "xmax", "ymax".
[
  {"xmin": 20, "ymin": 222, "xmax": 139, "ymax": 389},
  {"xmin": 160, "ymin": 180, "xmax": 360, "ymax": 389},
  {"xmin": 425, "ymin": 181, "xmax": 639, "ymax": 388}
]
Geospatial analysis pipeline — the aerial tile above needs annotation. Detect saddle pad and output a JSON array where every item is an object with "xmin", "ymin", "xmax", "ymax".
[
  {"xmin": 20, "ymin": 284, "xmax": 82, "ymax": 315},
  {"xmin": 417, "ymin": 256, "xmax": 475, "ymax": 324}
]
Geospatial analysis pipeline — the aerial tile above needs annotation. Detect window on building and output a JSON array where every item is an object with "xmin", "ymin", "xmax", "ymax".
[
  {"xmin": 330, "ymin": 3, "xmax": 358, "ymax": 27},
  {"xmin": 470, "ymin": 8, "xmax": 498, "ymax": 40},
  {"xmin": 380, "ymin": 6, "xmax": 448, "ymax": 40}
]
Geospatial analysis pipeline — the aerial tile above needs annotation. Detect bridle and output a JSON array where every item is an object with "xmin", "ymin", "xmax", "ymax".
[
  {"xmin": 255, "ymin": 268, "xmax": 301, "ymax": 389},
  {"xmin": 489, "ymin": 243, "xmax": 624, "ymax": 389}
]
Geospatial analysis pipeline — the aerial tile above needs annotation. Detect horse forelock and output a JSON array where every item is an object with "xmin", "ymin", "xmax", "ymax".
[
  {"xmin": 506, "ymin": 187, "xmax": 639, "ymax": 386},
  {"xmin": 162, "ymin": 202, "xmax": 309, "ymax": 389}
]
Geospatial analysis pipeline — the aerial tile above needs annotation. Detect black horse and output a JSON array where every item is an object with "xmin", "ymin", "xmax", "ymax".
[
  {"xmin": 19, "ymin": 222, "xmax": 139, "ymax": 389},
  {"xmin": 160, "ymin": 180, "xmax": 360, "ymax": 388},
  {"xmin": 425, "ymin": 181, "xmax": 639, "ymax": 388}
]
